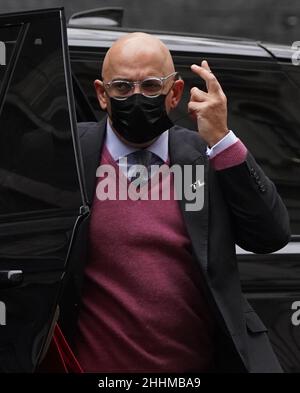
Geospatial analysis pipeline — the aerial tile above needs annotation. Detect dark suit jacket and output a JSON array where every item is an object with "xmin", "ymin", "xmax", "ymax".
[{"xmin": 59, "ymin": 118, "xmax": 291, "ymax": 373}]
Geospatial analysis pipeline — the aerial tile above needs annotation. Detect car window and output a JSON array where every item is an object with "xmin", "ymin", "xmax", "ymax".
[
  {"xmin": 71, "ymin": 58, "xmax": 103, "ymax": 121},
  {"xmin": 0, "ymin": 17, "xmax": 81, "ymax": 220}
]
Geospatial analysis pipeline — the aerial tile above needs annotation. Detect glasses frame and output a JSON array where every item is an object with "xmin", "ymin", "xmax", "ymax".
[{"xmin": 103, "ymin": 72, "xmax": 179, "ymax": 100}]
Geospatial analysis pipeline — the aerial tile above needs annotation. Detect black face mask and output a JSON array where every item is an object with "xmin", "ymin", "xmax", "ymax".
[{"xmin": 109, "ymin": 94, "xmax": 173, "ymax": 144}]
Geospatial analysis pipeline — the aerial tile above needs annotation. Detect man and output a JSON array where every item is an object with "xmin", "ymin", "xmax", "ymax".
[{"xmin": 55, "ymin": 32, "xmax": 290, "ymax": 373}]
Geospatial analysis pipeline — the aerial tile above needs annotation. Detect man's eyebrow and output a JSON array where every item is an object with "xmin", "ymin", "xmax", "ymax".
[
  {"xmin": 101, "ymin": 76, "xmax": 131, "ymax": 82},
  {"xmin": 105, "ymin": 75, "xmax": 163, "ymax": 82},
  {"xmin": 111, "ymin": 77, "xmax": 132, "ymax": 81},
  {"xmin": 102, "ymin": 76, "xmax": 132, "ymax": 82}
]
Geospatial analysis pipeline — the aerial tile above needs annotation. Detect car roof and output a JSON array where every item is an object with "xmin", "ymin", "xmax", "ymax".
[
  {"xmin": 67, "ymin": 27, "xmax": 273, "ymax": 59},
  {"xmin": 258, "ymin": 42, "xmax": 295, "ymax": 63}
]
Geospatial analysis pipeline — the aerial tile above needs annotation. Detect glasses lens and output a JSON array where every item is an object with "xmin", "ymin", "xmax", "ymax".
[
  {"xmin": 110, "ymin": 81, "xmax": 132, "ymax": 98},
  {"xmin": 141, "ymin": 78, "xmax": 163, "ymax": 96}
]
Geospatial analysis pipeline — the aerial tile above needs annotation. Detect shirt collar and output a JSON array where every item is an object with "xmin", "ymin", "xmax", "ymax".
[{"xmin": 105, "ymin": 119, "xmax": 169, "ymax": 163}]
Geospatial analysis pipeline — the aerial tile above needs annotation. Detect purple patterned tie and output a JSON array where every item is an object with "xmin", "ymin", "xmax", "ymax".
[{"xmin": 118, "ymin": 150, "xmax": 164, "ymax": 183}]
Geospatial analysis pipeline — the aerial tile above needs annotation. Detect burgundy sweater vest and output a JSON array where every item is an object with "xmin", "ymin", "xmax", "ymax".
[{"xmin": 72, "ymin": 146, "xmax": 216, "ymax": 372}]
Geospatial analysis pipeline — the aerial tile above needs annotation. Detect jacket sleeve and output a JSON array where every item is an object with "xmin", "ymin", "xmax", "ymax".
[{"xmin": 215, "ymin": 151, "xmax": 291, "ymax": 253}]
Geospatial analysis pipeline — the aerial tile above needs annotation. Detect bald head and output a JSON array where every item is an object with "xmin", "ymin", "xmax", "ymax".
[{"xmin": 101, "ymin": 32, "xmax": 175, "ymax": 81}]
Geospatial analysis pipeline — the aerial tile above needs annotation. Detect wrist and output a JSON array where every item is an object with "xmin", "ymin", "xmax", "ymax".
[{"xmin": 207, "ymin": 129, "xmax": 229, "ymax": 148}]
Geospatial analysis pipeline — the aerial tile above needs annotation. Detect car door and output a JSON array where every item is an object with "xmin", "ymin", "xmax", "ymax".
[{"xmin": 0, "ymin": 8, "xmax": 88, "ymax": 372}]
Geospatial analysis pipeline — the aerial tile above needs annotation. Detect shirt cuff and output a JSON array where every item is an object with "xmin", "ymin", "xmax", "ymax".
[
  {"xmin": 210, "ymin": 140, "xmax": 248, "ymax": 170},
  {"xmin": 206, "ymin": 130, "xmax": 238, "ymax": 159}
]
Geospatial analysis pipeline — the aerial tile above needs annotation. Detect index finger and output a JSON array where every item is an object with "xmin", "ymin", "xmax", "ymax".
[{"xmin": 191, "ymin": 62, "xmax": 222, "ymax": 95}]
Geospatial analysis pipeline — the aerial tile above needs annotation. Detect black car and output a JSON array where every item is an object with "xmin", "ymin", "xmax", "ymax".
[{"xmin": 0, "ymin": 8, "xmax": 299, "ymax": 373}]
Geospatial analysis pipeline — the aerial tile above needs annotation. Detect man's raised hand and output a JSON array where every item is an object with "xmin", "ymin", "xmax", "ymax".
[{"xmin": 188, "ymin": 60, "xmax": 229, "ymax": 147}]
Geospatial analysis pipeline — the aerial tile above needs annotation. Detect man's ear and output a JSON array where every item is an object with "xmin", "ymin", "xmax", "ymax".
[
  {"xmin": 169, "ymin": 79, "xmax": 184, "ymax": 110},
  {"xmin": 94, "ymin": 79, "xmax": 108, "ymax": 111}
]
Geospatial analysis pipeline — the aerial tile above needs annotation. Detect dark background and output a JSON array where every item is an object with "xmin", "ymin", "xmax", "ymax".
[{"xmin": 0, "ymin": 0, "xmax": 299, "ymax": 44}]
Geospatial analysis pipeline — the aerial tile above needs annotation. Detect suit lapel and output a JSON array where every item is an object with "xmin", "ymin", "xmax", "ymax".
[
  {"xmin": 169, "ymin": 126, "xmax": 210, "ymax": 275},
  {"xmin": 79, "ymin": 118, "xmax": 107, "ymax": 205}
]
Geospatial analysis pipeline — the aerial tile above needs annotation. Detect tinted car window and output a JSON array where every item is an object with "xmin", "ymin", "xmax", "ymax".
[
  {"xmin": 0, "ymin": 17, "xmax": 81, "ymax": 219},
  {"xmin": 71, "ymin": 58, "xmax": 103, "ymax": 121}
]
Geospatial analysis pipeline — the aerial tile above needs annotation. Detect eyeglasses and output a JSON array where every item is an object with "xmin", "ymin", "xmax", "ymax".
[{"xmin": 103, "ymin": 72, "xmax": 178, "ymax": 100}]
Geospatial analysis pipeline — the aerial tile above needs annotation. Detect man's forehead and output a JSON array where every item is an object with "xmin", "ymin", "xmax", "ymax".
[
  {"xmin": 104, "ymin": 55, "xmax": 166, "ymax": 79},
  {"xmin": 110, "ymin": 44, "xmax": 165, "ymax": 66}
]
